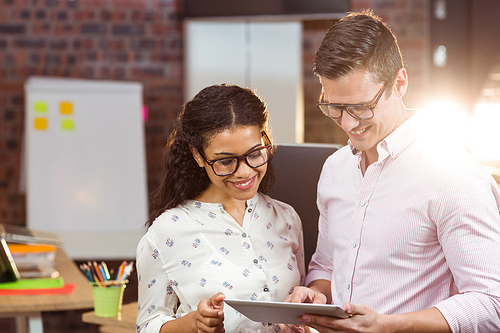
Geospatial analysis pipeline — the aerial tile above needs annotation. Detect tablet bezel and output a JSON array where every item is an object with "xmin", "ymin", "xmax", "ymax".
[
  {"xmin": 0, "ymin": 238, "xmax": 21, "ymax": 283},
  {"xmin": 224, "ymin": 299, "xmax": 349, "ymax": 325}
]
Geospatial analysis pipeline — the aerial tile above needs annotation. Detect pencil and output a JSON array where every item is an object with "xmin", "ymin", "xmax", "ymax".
[
  {"xmin": 120, "ymin": 261, "xmax": 135, "ymax": 281},
  {"xmin": 101, "ymin": 261, "xmax": 111, "ymax": 280},
  {"xmin": 116, "ymin": 260, "xmax": 126, "ymax": 280},
  {"xmin": 98, "ymin": 264, "xmax": 108, "ymax": 282},
  {"xmin": 87, "ymin": 261, "xmax": 99, "ymax": 281},
  {"xmin": 93, "ymin": 261, "xmax": 105, "ymax": 282}
]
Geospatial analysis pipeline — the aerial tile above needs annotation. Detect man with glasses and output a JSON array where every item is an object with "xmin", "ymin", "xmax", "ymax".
[{"xmin": 281, "ymin": 10, "xmax": 500, "ymax": 333}]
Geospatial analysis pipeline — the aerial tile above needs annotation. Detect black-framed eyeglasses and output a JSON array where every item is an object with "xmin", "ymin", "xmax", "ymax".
[
  {"xmin": 316, "ymin": 85, "xmax": 386, "ymax": 120},
  {"xmin": 198, "ymin": 131, "xmax": 273, "ymax": 176}
]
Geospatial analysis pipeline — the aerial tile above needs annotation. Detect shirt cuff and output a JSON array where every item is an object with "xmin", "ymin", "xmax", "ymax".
[{"xmin": 305, "ymin": 270, "xmax": 332, "ymax": 288}]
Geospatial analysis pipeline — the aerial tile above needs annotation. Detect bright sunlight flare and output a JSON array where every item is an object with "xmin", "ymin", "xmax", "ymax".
[
  {"xmin": 420, "ymin": 100, "xmax": 470, "ymax": 150},
  {"xmin": 469, "ymin": 103, "xmax": 500, "ymax": 161}
]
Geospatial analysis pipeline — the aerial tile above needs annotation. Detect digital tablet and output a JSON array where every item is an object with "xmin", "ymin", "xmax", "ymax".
[
  {"xmin": 224, "ymin": 299, "xmax": 349, "ymax": 325},
  {"xmin": 0, "ymin": 238, "xmax": 20, "ymax": 283}
]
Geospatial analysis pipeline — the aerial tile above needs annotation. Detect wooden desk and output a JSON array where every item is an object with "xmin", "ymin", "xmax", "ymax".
[
  {"xmin": 0, "ymin": 247, "xmax": 94, "ymax": 333},
  {"xmin": 82, "ymin": 301, "xmax": 137, "ymax": 333}
]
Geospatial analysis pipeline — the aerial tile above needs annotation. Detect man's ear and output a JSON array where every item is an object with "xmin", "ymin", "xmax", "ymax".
[
  {"xmin": 190, "ymin": 146, "xmax": 205, "ymax": 168},
  {"xmin": 392, "ymin": 68, "xmax": 408, "ymax": 98}
]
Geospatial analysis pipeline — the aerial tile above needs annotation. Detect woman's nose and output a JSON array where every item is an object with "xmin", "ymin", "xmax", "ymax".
[{"xmin": 233, "ymin": 159, "xmax": 254, "ymax": 177}]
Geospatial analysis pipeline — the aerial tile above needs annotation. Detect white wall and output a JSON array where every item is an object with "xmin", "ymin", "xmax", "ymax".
[{"xmin": 185, "ymin": 20, "xmax": 303, "ymax": 144}]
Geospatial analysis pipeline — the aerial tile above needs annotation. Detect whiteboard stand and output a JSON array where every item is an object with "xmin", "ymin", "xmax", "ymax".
[{"xmin": 24, "ymin": 77, "xmax": 148, "ymax": 259}]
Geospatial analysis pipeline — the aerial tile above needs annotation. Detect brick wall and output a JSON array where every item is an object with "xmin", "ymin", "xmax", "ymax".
[
  {"xmin": 0, "ymin": 0, "xmax": 429, "ymax": 227},
  {"xmin": 0, "ymin": 0, "xmax": 183, "ymax": 226},
  {"xmin": 303, "ymin": 0, "xmax": 430, "ymax": 143}
]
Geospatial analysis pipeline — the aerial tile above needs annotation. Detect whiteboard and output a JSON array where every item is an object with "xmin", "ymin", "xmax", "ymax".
[{"xmin": 24, "ymin": 77, "xmax": 148, "ymax": 259}]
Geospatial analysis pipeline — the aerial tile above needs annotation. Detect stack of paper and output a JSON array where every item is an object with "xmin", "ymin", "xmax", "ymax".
[
  {"xmin": 8, "ymin": 243, "xmax": 59, "ymax": 279},
  {"xmin": 0, "ymin": 224, "xmax": 71, "ymax": 296},
  {"xmin": 0, "ymin": 224, "xmax": 63, "ymax": 246}
]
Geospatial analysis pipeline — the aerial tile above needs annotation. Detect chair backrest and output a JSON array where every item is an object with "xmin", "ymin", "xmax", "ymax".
[{"xmin": 268, "ymin": 143, "xmax": 341, "ymax": 271}]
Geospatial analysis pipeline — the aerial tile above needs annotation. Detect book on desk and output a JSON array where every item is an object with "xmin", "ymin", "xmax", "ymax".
[{"xmin": 0, "ymin": 224, "xmax": 74, "ymax": 295}]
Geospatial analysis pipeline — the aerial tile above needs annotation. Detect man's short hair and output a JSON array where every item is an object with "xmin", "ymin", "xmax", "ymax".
[{"xmin": 314, "ymin": 9, "xmax": 404, "ymax": 90}]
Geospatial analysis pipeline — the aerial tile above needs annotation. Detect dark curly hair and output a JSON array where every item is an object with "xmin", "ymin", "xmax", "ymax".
[
  {"xmin": 314, "ymin": 9, "xmax": 404, "ymax": 94},
  {"xmin": 146, "ymin": 84, "xmax": 275, "ymax": 227}
]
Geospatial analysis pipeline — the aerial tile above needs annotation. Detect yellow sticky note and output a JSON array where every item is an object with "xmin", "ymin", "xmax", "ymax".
[
  {"xmin": 61, "ymin": 119, "xmax": 75, "ymax": 131},
  {"xmin": 34, "ymin": 118, "xmax": 48, "ymax": 130},
  {"xmin": 34, "ymin": 101, "xmax": 47, "ymax": 112},
  {"xmin": 60, "ymin": 102, "xmax": 73, "ymax": 115}
]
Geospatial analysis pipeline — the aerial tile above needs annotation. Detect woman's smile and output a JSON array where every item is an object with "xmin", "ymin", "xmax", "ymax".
[{"xmin": 229, "ymin": 175, "xmax": 256, "ymax": 190}]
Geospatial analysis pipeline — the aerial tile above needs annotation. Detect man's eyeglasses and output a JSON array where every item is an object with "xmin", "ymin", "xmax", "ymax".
[
  {"xmin": 198, "ymin": 131, "xmax": 273, "ymax": 176},
  {"xmin": 316, "ymin": 85, "xmax": 385, "ymax": 120}
]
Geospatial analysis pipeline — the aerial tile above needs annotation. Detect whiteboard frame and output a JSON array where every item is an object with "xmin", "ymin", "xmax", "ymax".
[{"xmin": 24, "ymin": 77, "xmax": 148, "ymax": 259}]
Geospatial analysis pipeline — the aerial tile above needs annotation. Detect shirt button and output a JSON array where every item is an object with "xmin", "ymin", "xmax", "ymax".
[
  {"xmin": 347, "ymin": 284, "xmax": 350, "ymax": 290},
  {"xmin": 360, "ymin": 200, "xmax": 366, "ymax": 207},
  {"xmin": 351, "ymin": 242, "xmax": 357, "ymax": 248},
  {"xmin": 247, "ymin": 208, "xmax": 252, "ymax": 213},
  {"xmin": 242, "ymin": 233, "xmax": 247, "ymax": 238},
  {"xmin": 253, "ymin": 259, "xmax": 258, "ymax": 264},
  {"xmin": 263, "ymin": 287, "xmax": 269, "ymax": 292}
]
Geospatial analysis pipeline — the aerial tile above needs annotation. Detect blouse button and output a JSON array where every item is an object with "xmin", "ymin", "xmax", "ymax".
[
  {"xmin": 253, "ymin": 259, "xmax": 258, "ymax": 264},
  {"xmin": 263, "ymin": 287, "xmax": 269, "ymax": 292},
  {"xmin": 351, "ymin": 242, "xmax": 357, "ymax": 248},
  {"xmin": 360, "ymin": 200, "xmax": 366, "ymax": 207},
  {"xmin": 247, "ymin": 208, "xmax": 252, "ymax": 213},
  {"xmin": 242, "ymin": 233, "xmax": 247, "ymax": 238}
]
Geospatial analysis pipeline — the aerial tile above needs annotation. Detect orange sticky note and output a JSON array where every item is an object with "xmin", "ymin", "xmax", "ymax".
[
  {"xmin": 34, "ymin": 118, "xmax": 48, "ymax": 130},
  {"xmin": 60, "ymin": 102, "xmax": 73, "ymax": 115}
]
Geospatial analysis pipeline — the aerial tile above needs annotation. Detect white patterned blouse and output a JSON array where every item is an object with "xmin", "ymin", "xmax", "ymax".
[{"xmin": 136, "ymin": 192, "xmax": 305, "ymax": 333}]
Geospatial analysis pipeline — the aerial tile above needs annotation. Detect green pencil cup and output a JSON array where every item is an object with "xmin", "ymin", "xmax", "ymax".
[{"xmin": 90, "ymin": 281, "xmax": 127, "ymax": 318}]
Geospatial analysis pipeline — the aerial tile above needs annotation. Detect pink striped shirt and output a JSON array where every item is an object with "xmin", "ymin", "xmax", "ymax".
[{"xmin": 306, "ymin": 112, "xmax": 500, "ymax": 332}]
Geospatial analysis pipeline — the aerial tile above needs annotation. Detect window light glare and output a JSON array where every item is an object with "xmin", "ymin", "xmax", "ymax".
[
  {"xmin": 469, "ymin": 103, "xmax": 500, "ymax": 161},
  {"xmin": 433, "ymin": 45, "xmax": 447, "ymax": 67},
  {"xmin": 420, "ymin": 100, "xmax": 470, "ymax": 149}
]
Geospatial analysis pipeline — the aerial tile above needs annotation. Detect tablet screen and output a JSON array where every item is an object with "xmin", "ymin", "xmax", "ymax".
[
  {"xmin": 224, "ymin": 299, "xmax": 349, "ymax": 325},
  {"xmin": 0, "ymin": 239, "xmax": 20, "ymax": 283}
]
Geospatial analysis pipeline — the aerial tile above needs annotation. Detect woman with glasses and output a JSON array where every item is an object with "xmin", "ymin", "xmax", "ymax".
[{"xmin": 136, "ymin": 84, "xmax": 306, "ymax": 333}]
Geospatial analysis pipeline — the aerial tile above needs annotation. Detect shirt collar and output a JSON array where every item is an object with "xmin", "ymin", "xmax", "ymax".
[
  {"xmin": 383, "ymin": 110, "xmax": 422, "ymax": 160},
  {"xmin": 348, "ymin": 141, "xmax": 361, "ymax": 156},
  {"xmin": 185, "ymin": 193, "xmax": 260, "ymax": 212}
]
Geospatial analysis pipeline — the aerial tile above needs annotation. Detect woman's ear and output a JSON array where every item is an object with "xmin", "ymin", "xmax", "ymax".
[
  {"xmin": 190, "ymin": 146, "xmax": 205, "ymax": 168},
  {"xmin": 392, "ymin": 67, "xmax": 408, "ymax": 98}
]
